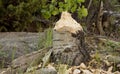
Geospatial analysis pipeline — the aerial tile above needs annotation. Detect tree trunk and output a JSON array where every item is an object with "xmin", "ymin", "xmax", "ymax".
[
  {"xmin": 97, "ymin": 0, "xmax": 105, "ymax": 35},
  {"xmin": 51, "ymin": 30, "xmax": 90, "ymax": 66}
]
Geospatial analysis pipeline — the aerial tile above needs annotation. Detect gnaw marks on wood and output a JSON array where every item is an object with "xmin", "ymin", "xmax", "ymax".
[{"xmin": 54, "ymin": 11, "xmax": 83, "ymax": 34}]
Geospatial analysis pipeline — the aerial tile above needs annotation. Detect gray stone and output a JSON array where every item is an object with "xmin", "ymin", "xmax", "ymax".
[
  {"xmin": 36, "ymin": 68, "xmax": 57, "ymax": 74},
  {"xmin": 0, "ymin": 32, "xmax": 44, "ymax": 67}
]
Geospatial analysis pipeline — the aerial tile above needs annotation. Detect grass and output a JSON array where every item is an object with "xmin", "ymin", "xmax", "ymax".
[
  {"xmin": 0, "ymin": 51, "xmax": 7, "ymax": 68},
  {"xmin": 11, "ymin": 47, "xmax": 16, "ymax": 62},
  {"xmin": 44, "ymin": 28, "xmax": 53, "ymax": 48},
  {"xmin": 23, "ymin": 28, "xmax": 53, "ymax": 73},
  {"xmin": 37, "ymin": 28, "xmax": 53, "ymax": 49}
]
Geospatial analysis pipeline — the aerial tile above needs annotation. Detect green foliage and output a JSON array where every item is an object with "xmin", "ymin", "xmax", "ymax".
[
  {"xmin": 0, "ymin": 0, "xmax": 87, "ymax": 31},
  {"xmin": 0, "ymin": 0, "xmax": 40, "ymax": 31},
  {"xmin": 77, "ymin": 0, "xmax": 85, "ymax": 3},
  {"xmin": 41, "ymin": 0, "xmax": 88, "ymax": 19},
  {"xmin": 77, "ymin": 6, "xmax": 88, "ymax": 18}
]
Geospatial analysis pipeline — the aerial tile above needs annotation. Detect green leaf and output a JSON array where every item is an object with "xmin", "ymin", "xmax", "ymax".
[
  {"xmin": 77, "ymin": 0, "xmax": 85, "ymax": 3},
  {"xmin": 64, "ymin": 0, "xmax": 67, "ymax": 3},
  {"xmin": 41, "ymin": 9, "xmax": 47, "ymax": 13},
  {"xmin": 81, "ymin": 6, "xmax": 88, "ymax": 17},
  {"xmin": 64, "ymin": 4, "xmax": 69, "ymax": 11},
  {"xmin": 59, "ymin": 2, "xmax": 64, "ymax": 7},
  {"xmin": 52, "ymin": 0, "xmax": 56, "ymax": 3},
  {"xmin": 66, "ymin": 0, "xmax": 72, "ymax": 10},
  {"xmin": 77, "ymin": 6, "xmax": 88, "ymax": 18},
  {"xmin": 52, "ymin": 11, "xmax": 58, "ymax": 15},
  {"xmin": 42, "ymin": 11, "xmax": 51, "ymax": 19},
  {"xmin": 77, "ymin": 7, "xmax": 82, "ymax": 18},
  {"xmin": 52, "ymin": 7, "xmax": 59, "ymax": 15},
  {"xmin": 59, "ymin": 8, "xmax": 63, "ymax": 12},
  {"xmin": 49, "ymin": 4, "xmax": 54, "ymax": 11},
  {"xmin": 7, "ymin": 4, "xmax": 14, "ymax": 10},
  {"xmin": 42, "ymin": 5, "xmax": 48, "ymax": 9},
  {"xmin": 82, "ymin": 0, "xmax": 85, "ymax": 2},
  {"xmin": 71, "ymin": 4, "xmax": 77, "ymax": 13},
  {"xmin": 54, "ymin": 7, "xmax": 59, "ymax": 11}
]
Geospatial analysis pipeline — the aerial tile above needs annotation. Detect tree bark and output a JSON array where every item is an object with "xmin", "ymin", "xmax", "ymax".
[
  {"xmin": 87, "ymin": 0, "xmax": 93, "ymax": 10},
  {"xmin": 97, "ymin": 0, "xmax": 105, "ymax": 35},
  {"xmin": 51, "ymin": 30, "xmax": 90, "ymax": 66}
]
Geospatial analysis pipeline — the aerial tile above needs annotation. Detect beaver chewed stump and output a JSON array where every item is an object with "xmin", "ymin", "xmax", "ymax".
[{"xmin": 51, "ymin": 11, "xmax": 90, "ymax": 66}]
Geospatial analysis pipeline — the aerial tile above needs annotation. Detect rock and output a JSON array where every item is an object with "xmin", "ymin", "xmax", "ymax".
[
  {"xmin": 93, "ymin": 69, "xmax": 101, "ymax": 74},
  {"xmin": 0, "ymin": 68, "xmax": 12, "ymax": 74},
  {"xmin": 113, "ymin": 71, "xmax": 120, "ymax": 74},
  {"xmin": 36, "ymin": 68, "xmax": 57, "ymax": 74},
  {"xmin": 117, "ymin": 64, "xmax": 120, "ymax": 69},
  {"xmin": 107, "ymin": 66, "xmax": 113, "ymax": 73},
  {"xmin": 0, "ymin": 32, "xmax": 44, "ymax": 67},
  {"xmin": 11, "ymin": 48, "xmax": 50, "ymax": 73},
  {"xmin": 106, "ymin": 55, "xmax": 120, "ymax": 64},
  {"xmin": 82, "ymin": 70, "xmax": 93, "ymax": 74},
  {"xmin": 0, "ymin": 48, "xmax": 51, "ymax": 74},
  {"xmin": 73, "ymin": 69, "xmax": 81, "ymax": 74},
  {"xmin": 79, "ymin": 63, "xmax": 87, "ymax": 69},
  {"xmin": 25, "ymin": 64, "xmax": 57, "ymax": 74}
]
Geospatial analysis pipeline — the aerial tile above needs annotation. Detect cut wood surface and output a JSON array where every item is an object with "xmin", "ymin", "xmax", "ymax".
[{"xmin": 54, "ymin": 11, "xmax": 83, "ymax": 34}]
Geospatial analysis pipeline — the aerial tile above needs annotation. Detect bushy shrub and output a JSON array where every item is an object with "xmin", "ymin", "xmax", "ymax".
[{"xmin": 0, "ymin": 0, "xmax": 88, "ymax": 32}]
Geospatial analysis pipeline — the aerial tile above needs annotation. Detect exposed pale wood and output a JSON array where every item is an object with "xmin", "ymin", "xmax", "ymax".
[{"xmin": 54, "ymin": 11, "xmax": 83, "ymax": 34}]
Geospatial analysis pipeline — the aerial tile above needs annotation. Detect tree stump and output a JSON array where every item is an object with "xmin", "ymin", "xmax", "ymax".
[
  {"xmin": 51, "ymin": 31, "xmax": 90, "ymax": 66},
  {"xmin": 51, "ymin": 11, "xmax": 90, "ymax": 66}
]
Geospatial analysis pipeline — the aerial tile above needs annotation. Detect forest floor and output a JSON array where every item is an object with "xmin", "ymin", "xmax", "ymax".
[{"xmin": 0, "ymin": 31, "xmax": 120, "ymax": 74}]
